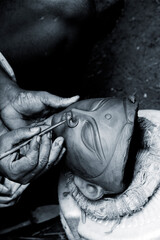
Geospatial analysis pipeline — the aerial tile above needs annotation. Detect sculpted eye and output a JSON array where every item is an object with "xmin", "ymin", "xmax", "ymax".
[
  {"xmin": 81, "ymin": 121, "xmax": 104, "ymax": 163},
  {"xmin": 81, "ymin": 121, "xmax": 97, "ymax": 154},
  {"xmin": 90, "ymin": 99, "xmax": 110, "ymax": 112},
  {"xmin": 90, "ymin": 100, "xmax": 104, "ymax": 111}
]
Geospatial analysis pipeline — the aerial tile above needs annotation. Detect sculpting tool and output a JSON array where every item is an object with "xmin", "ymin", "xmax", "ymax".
[{"xmin": 0, "ymin": 119, "xmax": 66, "ymax": 160}]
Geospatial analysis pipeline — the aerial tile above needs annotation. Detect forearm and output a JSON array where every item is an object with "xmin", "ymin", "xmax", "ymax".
[{"xmin": 0, "ymin": 67, "xmax": 19, "ymax": 110}]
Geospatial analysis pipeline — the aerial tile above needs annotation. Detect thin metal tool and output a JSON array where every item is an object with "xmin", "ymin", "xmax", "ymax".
[{"xmin": 0, "ymin": 120, "xmax": 66, "ymax": 160}]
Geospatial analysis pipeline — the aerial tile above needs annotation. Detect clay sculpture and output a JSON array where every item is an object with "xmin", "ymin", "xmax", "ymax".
[{"xmin": 51, "ymin": 96, "xmax": 160, "ymax": 221}]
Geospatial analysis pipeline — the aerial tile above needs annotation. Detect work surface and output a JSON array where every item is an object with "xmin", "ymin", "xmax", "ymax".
[{"xmin": 1, "ymin": 0, "xmax": 160, "ymax": 239}]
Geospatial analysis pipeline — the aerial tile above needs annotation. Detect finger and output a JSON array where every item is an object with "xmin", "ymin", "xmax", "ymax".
[
  {"xmin": 48, "ymin": 137, "xmax": 64, "ymax": 166},
  {"xmin": 0, "ymin": 152, "xmax": 18, "ymax": 179},
  {"xmin": 37, "ymin": 132, "xmax": 52, "ymax": 169},
  {"xmin": 20, "ymin": 144, "xmax": 30, "ymax": 156},
  {"xmin": 9, "ymin": 184, "xmax": 29, "ymax": 200},
  {"xmin": 40, "ymin": 92, "xmax": 80, "ymax": 108},
  {"xmin": 22, "ymin": 132, "xmax": 52, "ymax": 182},
  {"xmin": 4, "ymin": 178, "xmax": 22, "ymax": 195},
  {"xmin": 0, "ymin": 195, "xmax": 16, "ymax": 203},
  {"xmin": 0, "ymin": 201, "xmax": 16, "ymax": 208},
  {"xmin": 34, "ymin": 137, "xmax": 64, "ymax": 178},
  {"xmin": 0, "ymin": 183, "xmax": 11, "ymax": 195},
  {"xmin": 53, "ymin": 147, "xmax": 66, "ymax": 166},
  {"xmin": 0, "ymin": 184, "xmax": 28, "ymax": 204},
  {"xmin": 1, "ymin": 127, "xmax": 41, "ymax": 151},
  {"xmin": 9, "ymin": 136, "xmax": 40, "ymax": 182}
]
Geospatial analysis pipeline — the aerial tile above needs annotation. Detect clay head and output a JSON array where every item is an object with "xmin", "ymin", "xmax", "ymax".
[{"xmin": 52, "ymin": 97, "xmax": 138, "ymax": 196}]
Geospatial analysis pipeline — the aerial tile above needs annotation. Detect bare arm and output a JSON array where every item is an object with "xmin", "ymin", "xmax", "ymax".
[{"xmin": 0, "ymin": 67, "xmax": 20, "ymax": 110}]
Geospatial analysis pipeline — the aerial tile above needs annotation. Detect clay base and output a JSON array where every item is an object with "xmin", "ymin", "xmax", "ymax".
[{"xmin": 58, "ymin": 110, "xmax": 160, "ymax": 240}]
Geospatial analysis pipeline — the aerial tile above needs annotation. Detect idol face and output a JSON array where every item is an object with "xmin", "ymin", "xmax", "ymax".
[{"xmin": 52, "ymin": 97, "xmax": 138, "ymax": 194}]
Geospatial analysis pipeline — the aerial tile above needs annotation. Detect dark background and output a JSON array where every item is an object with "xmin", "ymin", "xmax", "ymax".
[
  {"xmin": 83, "ymin": 0, "xmax": 160, "ymax": 110},
  {"xmin": 13, "ymin": 0, "xmax": 160, "ymax": 110}
]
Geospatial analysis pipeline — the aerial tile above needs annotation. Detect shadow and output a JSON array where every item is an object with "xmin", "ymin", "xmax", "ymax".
[
  {"xmin": 123, "ymin": 115, "xmax": 144, "ymax": 188},
  {"xmin": 13, "ymin": 0, "xmax": 125, "ymax": 99}
]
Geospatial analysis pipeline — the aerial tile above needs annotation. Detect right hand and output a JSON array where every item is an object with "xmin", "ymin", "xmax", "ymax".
[
  {"xmin": 1, "ymin": 87, "xmax": 79, "ymax": 130},
  {"xmin": 0, "ymin": 126, "xmax": 66, "ymax": 184}
]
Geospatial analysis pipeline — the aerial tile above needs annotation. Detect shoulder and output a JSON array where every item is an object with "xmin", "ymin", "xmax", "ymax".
[{"xmin": 42, "ymin": 0, "xmax": 95, "ymax": 22}]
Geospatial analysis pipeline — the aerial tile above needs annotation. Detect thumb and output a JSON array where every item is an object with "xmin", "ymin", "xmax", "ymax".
[
  {"xmin": 40, "ymin": 92, "xmax": 80, "ymax": 108},
  {"xmin": 1, "ymin": 127, "xmax": 41, "ymax": 151}
]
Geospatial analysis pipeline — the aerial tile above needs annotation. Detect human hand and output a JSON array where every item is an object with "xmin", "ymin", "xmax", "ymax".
[
  {"xmin": 1, "ymin": 87, "xmax": 79, "ymax": 130},
  {"xmin": 0, "ymin": 177, "xmax": 29, "ymax": 208},
  {"xmin": 0, "ymin": 126, "xmax": 66, "ymax": 184}
]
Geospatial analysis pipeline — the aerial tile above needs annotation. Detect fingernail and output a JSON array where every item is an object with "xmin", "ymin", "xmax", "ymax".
[
  {"xmin": 36, "ymin": 136, "xmax": 41, "ymax": 143},
  {"xmin": 53, "ymin": 147, "xmax": 66, "ymax": 166},
  {"xmin": 47, "ymin": 132, "xmax": 52, "ymax": 139},
  {"xmin": 62, "ymin": 147, "xmax": 66, "ymax": 154},
  {"xmin": 71, "ymin": 95, "xmax": 80, "ymax": 101},
  {"xmin": 55, "ymin": 137, "xmax": 64, "ymax": 146},
  {"xmin": 30, "ymin": 127, "xmax": 40, "ymax": 133}
]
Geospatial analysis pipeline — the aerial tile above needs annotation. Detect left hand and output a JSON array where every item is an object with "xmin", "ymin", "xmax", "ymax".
[
  {"xmin": 0, "ymin": 177, "xmax": 29, "ymax": 208},
  {"xmin": 0, "ymin": 126, "xmax": 66, "ymax": 184},
  {"xmin": 1, "ymin": 88, "xmax": 79, "ymax": 129}
]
